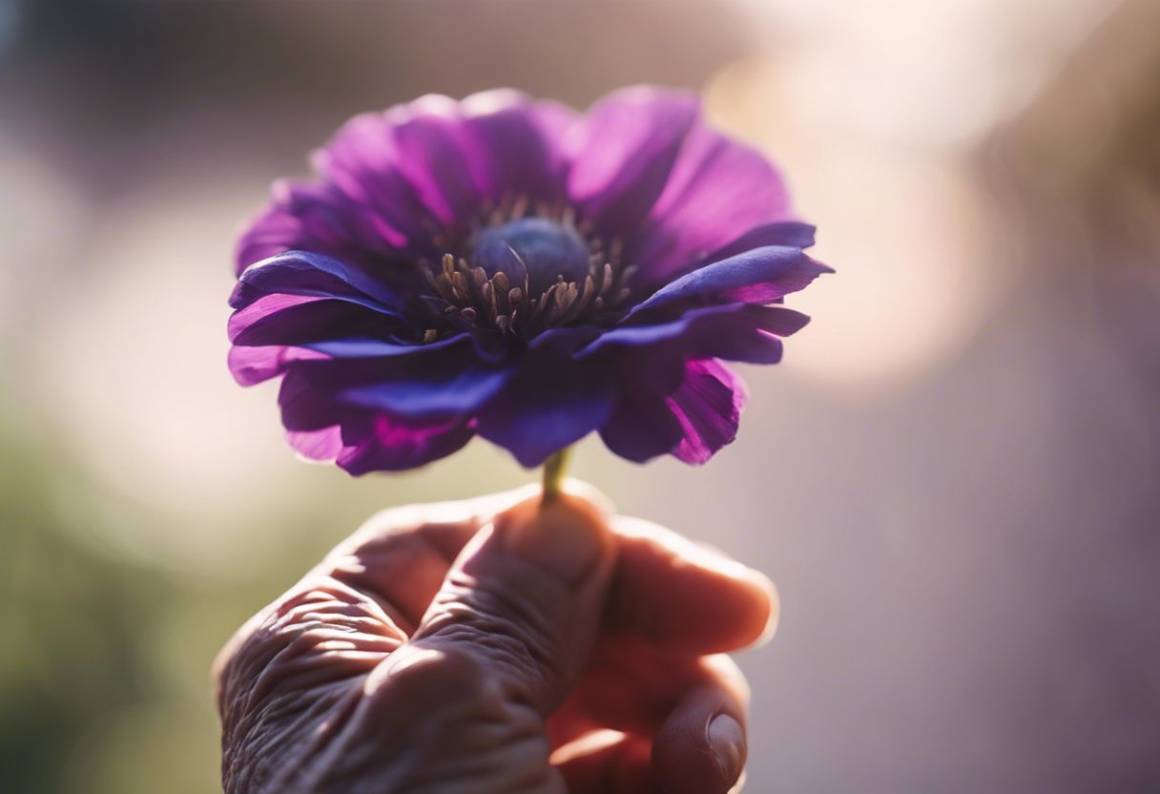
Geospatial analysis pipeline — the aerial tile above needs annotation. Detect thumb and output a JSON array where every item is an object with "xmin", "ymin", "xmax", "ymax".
[{"xmin": 408, "ymin": 484, "xmax": 616, "ymax": 714}]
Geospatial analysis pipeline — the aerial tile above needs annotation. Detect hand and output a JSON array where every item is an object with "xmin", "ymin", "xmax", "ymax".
[{"xmin": 214, "ymin": 482, "xmax": 776, "ymax": 793}]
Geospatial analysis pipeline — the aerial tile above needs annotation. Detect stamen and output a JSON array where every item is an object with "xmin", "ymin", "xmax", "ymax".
[
  {"xmin": 433, "ymin": 273, "xmax": 456, "ymax": 301},
  {"xmin": 450, "ymin": 271, "xmax": 469, "ymax": 300},
  {"xmin": 492, "ymin": 271, "xmax": 510, "ymax": 294},
  {"xmin": 421, "ymin": 196, "xmax": 638, "ymax": 339},
  {"xmin": 481, "ymin": 281, "xmax": 498, "ymax": 321},
  {"xmin": 600, "ymin": 263, "xmax": 614, "ymax": 296}
]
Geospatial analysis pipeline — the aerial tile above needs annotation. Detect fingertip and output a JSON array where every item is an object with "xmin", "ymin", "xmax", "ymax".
[
  {"xmin": 610, "ymin": 515, "xmax": 779, "ymax": 653},
  {"xmin": 498, "ymin": 487, "xmax": 616, "ymax": 587},
  {"xmin": 558, "ymin": 477, "xmax": 616, "ymax": 516},
  {"xmin": 652, "ymin": 686, "xmax": 748, "ymax": 794},
  {"xmin": 741, "ymin": 570, "xmax": 780, "ymax": 650}
]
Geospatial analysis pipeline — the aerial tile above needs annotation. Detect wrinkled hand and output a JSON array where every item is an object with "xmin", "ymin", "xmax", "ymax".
[{"xmin": 214, "ymin": 483, "xmax": 776, "ymax": 793}]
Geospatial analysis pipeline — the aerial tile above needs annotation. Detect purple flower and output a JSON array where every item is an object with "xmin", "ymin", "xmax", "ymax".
[{"xmin": 228, "ymin": 86, "xmax": 830, "ymax": 473}]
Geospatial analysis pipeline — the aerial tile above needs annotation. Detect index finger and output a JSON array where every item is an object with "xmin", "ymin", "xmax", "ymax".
[{"xmin": 606, "ymin": 515, "xmax": 777, "ymax": 654}]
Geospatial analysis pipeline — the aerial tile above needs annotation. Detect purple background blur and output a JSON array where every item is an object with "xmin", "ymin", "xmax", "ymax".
[{"xmin": 1, "ymin": 1, "xmax": 1157, "ymax": 792}]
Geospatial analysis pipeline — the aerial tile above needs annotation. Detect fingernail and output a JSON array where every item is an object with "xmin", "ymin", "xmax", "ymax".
[
  {"xmin": 502, "ymin": 493, "xmax": 609, "ymax": 586},
  {"xmin": 707, "ymin": 714, "xmax": 744, "ymax": 784}
]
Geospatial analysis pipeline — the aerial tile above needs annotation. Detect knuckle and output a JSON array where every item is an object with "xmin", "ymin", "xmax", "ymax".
[
  {"xmin": 382, "ymin": 643, "xmax": 497, "ymax": 703},
  {"xmin": 414, "ymin": 576, "xmax": 564, "ymax": 700},
  {"xmin": 216, "ymin": 579, "xmax": 402, "ymax": 793}
]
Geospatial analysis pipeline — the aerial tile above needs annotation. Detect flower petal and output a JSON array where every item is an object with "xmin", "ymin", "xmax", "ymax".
[
  {"xmin": 383, "ymin": 94, "xmax": 483, "ymax": 226},
  {"xmin": 668, "ymin": 359, "xmax": 748, "ymax": 464},
  {"xmin": 630, "ymin": 124, "xmax": 796, "ymax": 284},
  {"xmin": 336, "ymin": 415, "xmax": 476, "ymax": 475},
  {"xmin": 476, "ymin": 332, "xmax": 615, "ymax": 467},
  {"xmin": 235, "ymin": 181, "xmax": 414, "ymax": 274},
  {"xmin": 459, "ymin": 89, "xmax": 577, "ymax": 201},
  {"xmin": 226, "ymin": 344, "xmax": 328, "ymax": 386},
  {"xmin": 580, "ymin": 302, "xmax": 810, "ymax": 364},
  {"xmin": 230, "ymin": 250, "xmax": 409, "ymax": 314},
  {"xmin": 597, "ymin": 363, "xmax": 686, "ymax": 463},
  {"xmin": 625, "ymin": 245, "xmax": 830, "ymax": 319},
  {"xmin": 287, "ymin": 426, "xmax": 346, "ymax": 461},
  {"xmin": 279, "ymin": 375, "xmax": 479, "ymax": 473},
  {"xmin": 229, "ymin": 294, "xmax": 401, "ymax": 349},
  {"xmin": 566, "ymin": 86, "xmax": 700, "ymax": 234},
  {"xmin": 285, "ymin": 334, "xmax": 512, "ymax": 419},
  {"xmin": 279, "ymin": 369, "xmax": 352, "ymax": 432},
  {"xmin": 598, "ymin": 358, "xmax": 747, "ymax": 465},
  {"xmin": 310, "ymin": 114, "xmax": 434, "ymax": 251},
  {"xmin": 703, "ymin": 221, "xmax": 817, "ymax": 263},
  {"xmin": 337, "ymin": 368, "xmax": 509, "ymax": 417}
]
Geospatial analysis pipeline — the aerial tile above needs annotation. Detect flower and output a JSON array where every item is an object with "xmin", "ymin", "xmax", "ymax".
[{"xmin": 228, "ymin": 86, "xmax": 830, "ymax": 473}]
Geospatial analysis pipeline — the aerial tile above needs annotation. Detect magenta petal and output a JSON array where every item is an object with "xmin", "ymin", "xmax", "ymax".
[
  {"xmin": 668, "ymin": 359, "xmax": 749, "ymax": 465},
  {"xmin": 226, "ymin": 344, "xmax": 328, "ymax": 386},
  {"xmin": 228, "ymin": 293, "xmax": 326, "ymax": 343},
  {"xmin": 597, "ymin": 378, "xmax": 686, "ymax": 464},
  {"xmin": 229, "ymin": 295, "xmax": 399, "ymax": 348},
  {"xmin": 459, "ymin": 89, "xmax": 577, "ymax": 201},
  {"xmin": 597, "ymin": 358, "xmax": 748, "ymax": 465},
  {"xmin": 336, "ymin": 415, "xmax": 475, "ymax": 475},
  {"xmin": 278, "ymin": 368, "xmax": 353, "ymax": 432},
  {"xmin": 287, "ymin": 426, "xmax": 345, "ymax": 461},
  {"xmin": 631, "ymin": 125, "xmax": 795, "ymax": 284},
  {"xmin": 234, "ymin": 181, "xmax": 409, "ymax": 274},
  {"xmin": 382, "ymin": 95, "xmax": 483, "ymax": 226},
  {"xmin": 566, "ymin": 86, "xmax": 699, "ymax": 234},
  {"xmin": 310, "ymin": 113, "xmax": 432, "ymax": 250}
]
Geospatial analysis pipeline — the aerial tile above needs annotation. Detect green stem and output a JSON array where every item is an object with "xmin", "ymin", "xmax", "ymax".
[{"xmin": 540, "ymin": 446, "xmax": 573, "ymax": 503}]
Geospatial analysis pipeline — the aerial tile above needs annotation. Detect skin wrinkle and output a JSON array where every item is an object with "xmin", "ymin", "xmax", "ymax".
[
  {"xmin": 217, "ymin": 529, "xmax": 572, "ymax": 793},
  {"xmin": 220, "ymin": 586, "xmax": 396, "ymax": 794},
  {"xmin": 311, "ymin": 648, "xmax": 555, "ymax": 793},
  {"xmin": 216, "ymin": 487, "xmax": 769, "ymax": 793},
  {"xmin": 416, "ymin": 569, "xmax": 566, "ymax": 708}
]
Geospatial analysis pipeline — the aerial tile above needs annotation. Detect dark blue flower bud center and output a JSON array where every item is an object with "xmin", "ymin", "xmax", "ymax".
[{"xmin": 472, "ymin": 218, "xmax": 591, "ymax": 295}]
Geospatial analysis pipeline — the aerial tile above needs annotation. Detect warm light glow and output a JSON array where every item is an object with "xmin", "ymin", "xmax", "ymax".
[
  {"xmin": 30, "ymin": 182, "xmax": 297, "ymax": 525},
  {"xmin": 705, "ymin": 57, "xmax": 1004, "ymax": 393}
]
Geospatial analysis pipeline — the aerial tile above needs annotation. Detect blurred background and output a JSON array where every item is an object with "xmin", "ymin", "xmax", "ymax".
[{"xmin": 1, "ymin": 0, "xmax": 1157, "ymax": 791}]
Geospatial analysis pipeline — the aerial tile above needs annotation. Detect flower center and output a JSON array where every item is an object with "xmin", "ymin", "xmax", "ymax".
[
  {"xmin": 472, "ymin": 217, "xmax": 591, "ymax": 296},
  {"xmin": 422, "ymin": 202, "xmax": 635, "ymax": 340}
]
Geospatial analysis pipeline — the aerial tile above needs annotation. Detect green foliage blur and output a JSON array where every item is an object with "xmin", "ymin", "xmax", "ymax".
[
  {"xmin": 0, "ymin": 390, "xmax": 535, "ymax": 792},
  {"xmin": 1, "ymin": 404, "xmax": 224, "ymax": 792}
]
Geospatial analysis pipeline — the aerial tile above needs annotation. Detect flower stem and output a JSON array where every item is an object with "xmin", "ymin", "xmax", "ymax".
[{"xmin": 540, "ymin": 447, "xmax": 573, "ymax": 503}]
